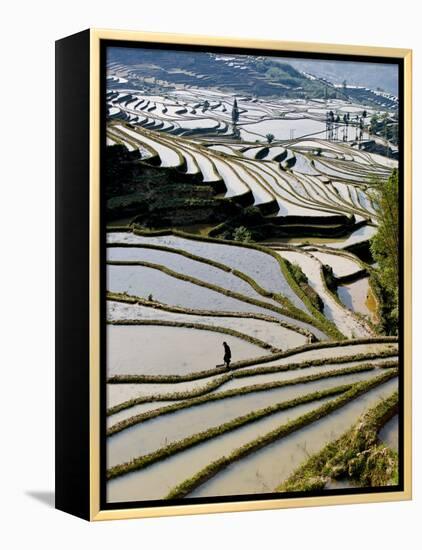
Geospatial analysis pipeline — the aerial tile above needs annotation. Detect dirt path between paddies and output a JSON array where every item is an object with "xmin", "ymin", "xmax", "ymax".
[{"xmin": 276, "ymin": 249, "xmax": 373, "ymax": 338}]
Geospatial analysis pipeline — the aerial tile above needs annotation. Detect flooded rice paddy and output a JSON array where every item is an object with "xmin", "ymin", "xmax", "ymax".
[
  {"xmin": 378, "ymin": 414, "xmax": 399, "ymax": 452},
  {"xmin": 107, "ymin": 233, "xmax": 308, "ymax": 312},
  {"xmin": 337, "ymin": 277, "xmax": 375, "ymax": 320},
  {"xmin": 107, "ymin": 324, "xmax": 268, "ymax": 376},
  {"xmin": 190, "ymin": 378, "xmax": 397, "ymax": 497},
  {"xmin": 105, "ymin": 72, "xmax": 400, "ymax": 503},
  {"xmin": 107, "ymin": 301, "xmax": 308, "ymax": 350}
]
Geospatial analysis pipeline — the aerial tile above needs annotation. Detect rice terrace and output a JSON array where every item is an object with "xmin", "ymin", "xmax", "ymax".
[{"xmin": 104, "ymin": 45, "xmax": 401, "ymax": 505}]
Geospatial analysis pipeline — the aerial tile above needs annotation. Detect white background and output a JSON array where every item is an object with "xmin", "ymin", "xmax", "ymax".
[{"xmin": 1, "ymin": 0, "xmax": 420, "ymax": 547}]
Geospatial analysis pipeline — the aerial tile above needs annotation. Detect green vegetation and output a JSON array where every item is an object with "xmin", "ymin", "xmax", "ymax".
[
  {"xmin": 210, "ymin": 334, "xmax": 397, "ymax": 370},
  {"xmin": 105, "ymin": 80, "xmax": 401, "ymax": 501},
  {"xmin": 252, "ymin": 59, "xmax": 340, "ymax": 99},
  {"xmin": 233, "ymin": 355, "xmax": 397, "ymax": 379},
  {"xmin": 107, "ymin": 245, "xmax": 338, "ymax": 339},
  {"xmin": 107, "ymin": 356, "xmax": 398, "ymax": 419},
  {"xmin": 285, "ymin": 261, "xmax": 307, "ymax": 286},
  {"xmin": 232, "ymin": 98, "xmax": 239, "ymax": 124},
  {"xmin": 107, "ymin": 363, "xmax": 385, "ymax": 435},
  {"xmin": 269, "ymin": 251, "xmax": 343, "ymax": 340},
  {"xmin": 107, "ymin": 171, "xmax": 365, "ymax": 247},
  {"xmin": 107, "ymin": 290, "xmax": 313, "ymax": 339},
  {"xmin": 370, "ymin": 169, "xmax": 399, "ymax": 334},
  {"xmin": 107, "ymin": 384, "xmax": 352, "ymax": 480},
  {"xmin": 232, "ymin": 226, "xmax": 253, "ymax": 243},
  {"xmin": 164, "ymin": 370, "xmax": 398, "ymax": 498},
  {"xmin": 108, "ymin": 257, "xmax": 305, "ymax": 322},
  {"xmin": 321, "ymin": 264, "xmax": 337, "ymax": 292},
  {"xmin": 369, "ymin": 114, "xmax": 399, "ymax": 145},
  {"xmin": 284, "ymin": 259, "xmax": 324, "ymax": 312},
  {"xmin": 107, "ymin": 329, "xmax": 397, "ymax": 384},
  {"xmin": 240, "ymin": 230, "xmax": 338, "ymax": 331},
  {"xmin": 278, "ymin": 392, "xmax": 399, "ymax": 492},
  {"xmin": 108, "ymin": 241, "xmax": 274, "ymax": 301},
  {"xmin": 105, "ymin": 143, "xmax": 239, "ymax": 226}
]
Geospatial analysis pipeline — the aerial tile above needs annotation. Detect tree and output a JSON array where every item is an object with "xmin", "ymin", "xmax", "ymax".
[
  {"xmin": 267, "ymin": 66, "xmax": 282, "ymax": 80},
  {"xmin": 370, "ymin": 114, "xmax": 378, "ymax": 134},
  {"xmin": 391, "ymin": 123, "xmax": 399, "ymax": 144},
  {"xmin": 265, "ymin": 133, "xmax": 275, "ymax": 144},
  {"xmin": 232, "ymin": 226, "xmax": 253, "ymax": 243},
  {"xmin": 382, "ymin": 112, "xmax": 389, "ymax": 141},
  {"xmin": 370, "ymin": 169, "xmax": 399, "ymax": 333},
  {"xmin": 232, "ymin": 98, "xmax": 239, "ymax": 124},
  {"xmin": 359, "ymin": 118, "xmax": 364, "ymax": 141}
]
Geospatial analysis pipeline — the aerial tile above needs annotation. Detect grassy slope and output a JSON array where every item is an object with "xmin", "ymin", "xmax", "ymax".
[{"xmin": 277, "ymin": 391, "xmax": 399, "ymax": 492}]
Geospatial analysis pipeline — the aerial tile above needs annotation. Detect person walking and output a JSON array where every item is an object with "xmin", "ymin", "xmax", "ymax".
[{"xmin": 223, "ymin": 341, "xmax": 232, "ymax": 369}]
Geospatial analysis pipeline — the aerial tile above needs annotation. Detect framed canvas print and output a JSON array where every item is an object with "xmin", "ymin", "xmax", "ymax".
[{"xmin": 55, "ymin": 29, "xmax": 412, "ymax": 521}]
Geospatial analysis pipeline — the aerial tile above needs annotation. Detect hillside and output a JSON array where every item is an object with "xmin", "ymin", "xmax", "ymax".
[{"xmin": 107, "ymin": 47, "xmax": 341, "ymax": 99}]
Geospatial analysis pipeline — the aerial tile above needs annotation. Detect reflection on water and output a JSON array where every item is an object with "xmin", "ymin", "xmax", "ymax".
[
  {"xmin": 240, "ymin": 118, "xmax": 326, "ymax": 141},
  {"xmin": 107, "ymin": 301, "xmax": 308, "ymax": 351},
  {"xmin": 107, "ymin": 233, "xmax": 307, "ymax": 311},
  {"xmin": 190, "ymin": 378, "xmax": 397, "ymax": 498},
  {"xmin": 378, "ymin": 414, "xmax": 399, "ymax": 452},
  {"xmin": 262, "ymin": 224, "xmax": 377, "ymax": 248},
  {"xmin": 324, "ymin": 478, "xmax": 355, "ymax": 490},
  {"xmin": 107, "ymin": 397, "xmax": 336, "ymax": 502},
  {"xmin": 107, "ymin": 325, "xmax": 267, "ymax": 376},
  {"xmin": 108, "ymin": 246, "xmax": 277, "ymax": 305},
  {"xmin": 310, "ymin": 250, "xmax": 361, "ymax": 278},
  {"xmin": 107, "ymin": 369, "xmax": 381, "ymax": 469},
  {"xmin": 241, "ymin": 342, "xmax": 398, "ymax": 371},
  {"xmin": 337, "ymin": 277, "xmax": 374, "ymax": 319}
]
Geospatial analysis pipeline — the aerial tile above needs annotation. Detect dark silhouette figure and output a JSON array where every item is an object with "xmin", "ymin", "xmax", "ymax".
[{"xmin": 223, "ymin": 342, "xmax": 232, "ymax": 369}]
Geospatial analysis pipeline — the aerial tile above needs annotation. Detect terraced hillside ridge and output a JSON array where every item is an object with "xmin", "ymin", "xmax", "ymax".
[
  {"xmin": 277, "ymin": 391, "xmax": 399, "ymax": 491},
  {"xmin": 104, "ymin": 46, "xmax": 401, "ymax": 504}
]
